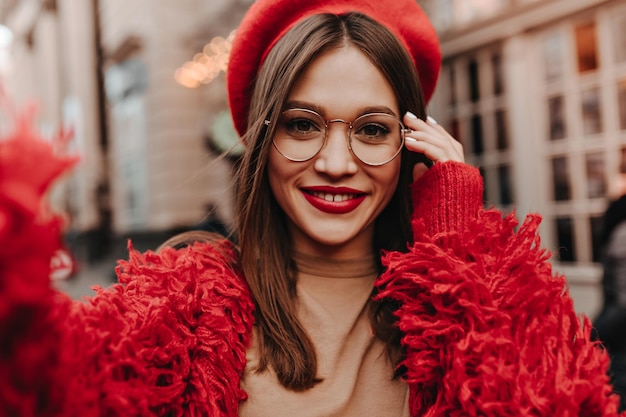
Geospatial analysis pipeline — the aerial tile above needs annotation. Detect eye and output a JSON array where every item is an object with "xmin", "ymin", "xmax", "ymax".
[
  {"xmin": 357, "ymin": 122, "xmax": 390, "ymax": 137},
  {"xmin": 280, "ymin": 110, "xmax": 324, "ymax": 138},
  {"xmin": 353, "ymin": 115, "xmax": 396, "ymax": 142},
  {"xmin": 286, "ymin": 118, "xmax": 321, "ymax": 135}
]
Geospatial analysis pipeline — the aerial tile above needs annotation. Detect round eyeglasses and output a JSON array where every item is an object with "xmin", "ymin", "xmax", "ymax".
[{"xmin": 266, "ymin": 108, "xmax": 409, "ymax": 166}]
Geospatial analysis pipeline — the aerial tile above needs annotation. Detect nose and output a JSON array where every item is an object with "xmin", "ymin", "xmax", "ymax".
[{"xmin": 313, "ymin": 122, "xmax": 358, "ymax": 178}]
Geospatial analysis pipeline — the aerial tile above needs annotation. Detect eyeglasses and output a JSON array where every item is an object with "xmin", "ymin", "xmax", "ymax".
[{"xmin": 266, "ymin": 108, "xmax": 409, "ymax": 166}]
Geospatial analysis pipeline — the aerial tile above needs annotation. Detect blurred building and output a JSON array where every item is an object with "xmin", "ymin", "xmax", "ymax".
[
  {"xmin": 422, "ymin": 0, "xmax": 626, "ymax": 317},
  {"xmin": 0, "ymin": 0, "xmax": 250, "ymax": 261},
  {"xmin": 1, "ymin": 0, "xmax": 625, "ymax": 317}
]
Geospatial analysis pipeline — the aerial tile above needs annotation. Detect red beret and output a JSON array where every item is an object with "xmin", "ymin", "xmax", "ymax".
[{"xmin": 227, "ymin": 0, "xmax": 441, "ymax": 137}]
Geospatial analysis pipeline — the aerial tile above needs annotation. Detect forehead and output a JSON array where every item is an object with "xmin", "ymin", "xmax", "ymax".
[{"xmin": 286, "ymin": 44, "xmax": 399, "ymax": 119}]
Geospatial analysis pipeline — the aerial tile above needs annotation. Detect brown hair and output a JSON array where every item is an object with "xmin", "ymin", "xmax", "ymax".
[{"xmin": 235, "ymin": 12, "xmax": 427, "ymax": 391}]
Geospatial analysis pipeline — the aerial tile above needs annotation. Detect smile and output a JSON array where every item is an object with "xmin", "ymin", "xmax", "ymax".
[
  {"xmin": 309, "ymin": 192, "xmax": 358, "ymax": 202},
  {"xmin": 301, "ymin": 187, "xmax": 366, "ymax": 214}
]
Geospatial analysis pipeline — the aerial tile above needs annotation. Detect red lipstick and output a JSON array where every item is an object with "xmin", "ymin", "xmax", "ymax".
[{"xmin": 301, "ymin": 186, "xmax": 366, "ymax": 214}]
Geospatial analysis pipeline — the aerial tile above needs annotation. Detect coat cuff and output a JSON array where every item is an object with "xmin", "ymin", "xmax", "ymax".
[{"xmin": 410, "ymin": 161, "xmax": 483, "ymax": 237}]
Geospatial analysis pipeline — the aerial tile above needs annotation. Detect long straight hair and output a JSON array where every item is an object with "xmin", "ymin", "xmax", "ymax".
[{"xmin": 235, "ymin": 12, "xmax": 427, "ymax": 391}]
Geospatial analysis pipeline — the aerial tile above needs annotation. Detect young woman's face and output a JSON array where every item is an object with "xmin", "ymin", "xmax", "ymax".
[{"xmin": 267, "ymin": 44, "xmax": 402, "ymax": 258}]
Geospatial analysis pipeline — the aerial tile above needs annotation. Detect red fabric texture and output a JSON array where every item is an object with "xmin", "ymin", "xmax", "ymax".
[
  {"xmin": 410, "ymin": 161, "xmax": 484, "ymax": 237},
  {"xmin": 376, "ymin": 211, "xmax": 621, "ymax": 415},
  {"xmin": 0, "ymin": 103, "xmax": 256, "ymax": 416},
  {"xmin": 0, "ymin": 104, "xmax": 77, "ymax": 416},
  {"xmin": 227, "ymin": 0, "xmax": 440, "ymax": 136},
  {"xmin": 59, "ymin": 241, "xmax": 255, "ymax": 416},
  {"xmin": 1, "ymin": 107, "xmax": 624, "ymax": 416},
  {"xmin": 390, "ymin": 161, "xmax": 620, "ymax": 414}
]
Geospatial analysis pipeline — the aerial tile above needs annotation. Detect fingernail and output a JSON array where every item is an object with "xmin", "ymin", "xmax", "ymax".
[
  {"xmin": 405, "ymin": 137, "xmax": 418, "ymax": 143},
  {"xmin": 405, "ymin": 111, "xmax": 418, "ymax": 119},
  {"xmin": 427, "ymin": 116, "xmax": 438, "ymax": 125}
]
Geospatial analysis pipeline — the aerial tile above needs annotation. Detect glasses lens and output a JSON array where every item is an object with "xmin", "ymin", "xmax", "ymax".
[
  {"xmin": 350, "ymin": 113, "xmax": 404, "ymax": 165},
  {"xmin": 273, "ymin": 109, "xmax": 325, "ymax": 161}
]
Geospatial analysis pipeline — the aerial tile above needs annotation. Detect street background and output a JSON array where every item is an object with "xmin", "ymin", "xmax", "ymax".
[{"xmin": 0, "ymin": 0, "xmax": 625, "ymax": 318}]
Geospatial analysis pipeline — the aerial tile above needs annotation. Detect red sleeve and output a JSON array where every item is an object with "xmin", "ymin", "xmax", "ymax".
[
  {"xmin": 376, "ymin": 211, "xmax": 623, "ymax": 416},
  {"xmin": 410, "ymin": 161, "xmax": 483, "ymax": 237},
  {"xmin": 59, "ymin": 242, "xmax": 255, "ymax": 416},
  {"xmin": 0, "ymin": 110, "xmax": 255, "ymax": 417},
  {"xmin": 3, "ymin": 240, "xmax": 255, "ymax": 417},
  {"xmin": 401, "ymin": 162, "xmax": 618, "ymax": 415}
]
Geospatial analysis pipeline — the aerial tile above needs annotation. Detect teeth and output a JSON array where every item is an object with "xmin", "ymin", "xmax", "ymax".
[{"xmin": 311, "ymin": 191, "xmax": 356, "ymax": 202}]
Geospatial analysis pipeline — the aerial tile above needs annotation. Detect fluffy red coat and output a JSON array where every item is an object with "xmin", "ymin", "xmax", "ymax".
[{"xmin": 0, "ymin": 107, "xmax": 623, "ymax": 416}]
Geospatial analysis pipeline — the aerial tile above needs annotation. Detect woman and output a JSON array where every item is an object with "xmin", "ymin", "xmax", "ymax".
[
  {"xmin": 0, "ymin": 0, "xmax": 622, "ymax": 416},
  {"xmin": 233, "ymin": 10, "xmax": 466, "ymax": 415}
]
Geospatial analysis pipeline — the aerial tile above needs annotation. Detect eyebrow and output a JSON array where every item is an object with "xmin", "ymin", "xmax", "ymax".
[{"xmin": 283, "ymin": 101, "xmax": 398, "ymax": 118}]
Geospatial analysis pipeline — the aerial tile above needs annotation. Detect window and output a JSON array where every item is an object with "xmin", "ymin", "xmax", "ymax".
[
  {"xmin": 585, "ymin": 152, "xmax": 605, "ymax": 198},
  {"xmin": 533, "ymin": 12, "xmax": 626, "ymax": 272},
  {"xmin": 543, "ymin": 30, "xmax": 565, "ymax": 82},
  {"xmin": 495, "ymin": 110, "xmax": 508, "ymax": 150},
  {"xmin": 555, "ymin": 217, "xmax": 576, "ymax": 262},
  {"xmin": 492, "ymin": 53, "xmax": 504, "ymax": 95},
  {"xmin": 497, "ymin": 164, "xmax": 513, "ymax": 205},
  {"xmin": 575, "ymin": 22, "xmax": 599, "ymax": 73},
  {"xmin": 581, "ymin": 86, "xmax": 602, "ymax": 135},
  {"xmin": 469, "ymin": 59, "xmax": 480, "ymax": 102},
  {"xmin": 471, "ymin": 114, "xmax": 484, "ymax": 154},
  {"xmin": 548, "ymin": 95, "xmax": 566, "ymax": 140},
  {"xmin": 552, "ymin": 156, "xmax": 571, "ymax": 201},
  {"xmin": 106, "ymin": 59, "xmax": 149, "ymax": 230},
  {"xmin": 441, "ymin": 47, "xmax": 508, "ymax": 211}
]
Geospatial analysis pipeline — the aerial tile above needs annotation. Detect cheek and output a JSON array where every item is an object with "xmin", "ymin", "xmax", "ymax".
[
  {"xmin": 366, "ymin": 160, "xmax": 402, "ymax": 218},
  {"xmin": 377, "ymin": 160, "xmax": 402, "ymax": 199}
]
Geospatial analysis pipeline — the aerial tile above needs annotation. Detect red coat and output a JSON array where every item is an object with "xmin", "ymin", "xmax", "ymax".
[{"xmin": 0, "ymin": 118, "xmax": 622, "ymax": 416}]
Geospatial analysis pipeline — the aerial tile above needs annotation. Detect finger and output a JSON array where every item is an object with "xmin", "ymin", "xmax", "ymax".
[
  {"xmin": 404, "ymin": 113, "xmax": 459, "ymax": 144},
  {"xmin": 411, "ymin": 120, "xmax": 459, "ymax": 150},
  {"xmin": 403, "ymin": 112, "xmax": 439, "ymax": 135},
  {"xmin": 426, "ymin": 116, "xmax": 458, "ymax": 144},
  {"xmin": 403, "ymin": 113, "xmax": 464, "ymax": 163},
  {"xmin": 405, "ymin": 128, "xmax": 462, "ymax": 156},
  {"xmin": 406, "ymin": 138, "xmax": 458, "ymax": 163},
  {"xmin": 405, "ymin": 135, "xmax": 464, "ymax": 163}
]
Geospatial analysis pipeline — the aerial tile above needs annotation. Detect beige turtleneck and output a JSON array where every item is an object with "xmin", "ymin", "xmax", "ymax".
[{"xmin": 239, "ymin": 253, "xmax": 409, "ymax": 417}]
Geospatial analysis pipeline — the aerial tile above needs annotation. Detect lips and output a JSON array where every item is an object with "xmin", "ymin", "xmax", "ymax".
[{"xmin": 301, "ymin": 186, "xmax": 366, "ymax": 214}]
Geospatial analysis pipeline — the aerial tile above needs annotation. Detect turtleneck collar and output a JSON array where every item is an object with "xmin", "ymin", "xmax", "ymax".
[{"xmin": 292, "ymin": 252, "xmax": 379, "ymax": 279}]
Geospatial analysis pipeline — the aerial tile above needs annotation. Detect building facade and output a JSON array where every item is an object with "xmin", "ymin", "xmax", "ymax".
[
  {"xmin": 3, "ymin": 0, "xmax": 625, "ymax": 316},
  {"xmin": 422, "ymin": 0, "xmax": 626, "ymax": 317},
  {"xmin": 1, "ymin": 0, "xmax": 250, "ymax": 259}
]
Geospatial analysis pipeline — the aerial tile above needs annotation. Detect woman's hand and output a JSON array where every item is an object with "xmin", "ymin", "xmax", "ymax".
[{"xmin": 403, "ymin": 112, "xmax": 465, "ymax": 182}]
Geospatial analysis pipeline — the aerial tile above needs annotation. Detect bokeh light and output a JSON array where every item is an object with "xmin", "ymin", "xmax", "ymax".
[{"xmin": 175, "ymin": 30, "xmax": 235, "ymax": 88}]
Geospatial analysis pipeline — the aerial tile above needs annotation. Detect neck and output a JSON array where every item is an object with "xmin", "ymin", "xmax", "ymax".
[{"xmin": 288, "ymin": 220, "xmax": 376, "ymax": 260}]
